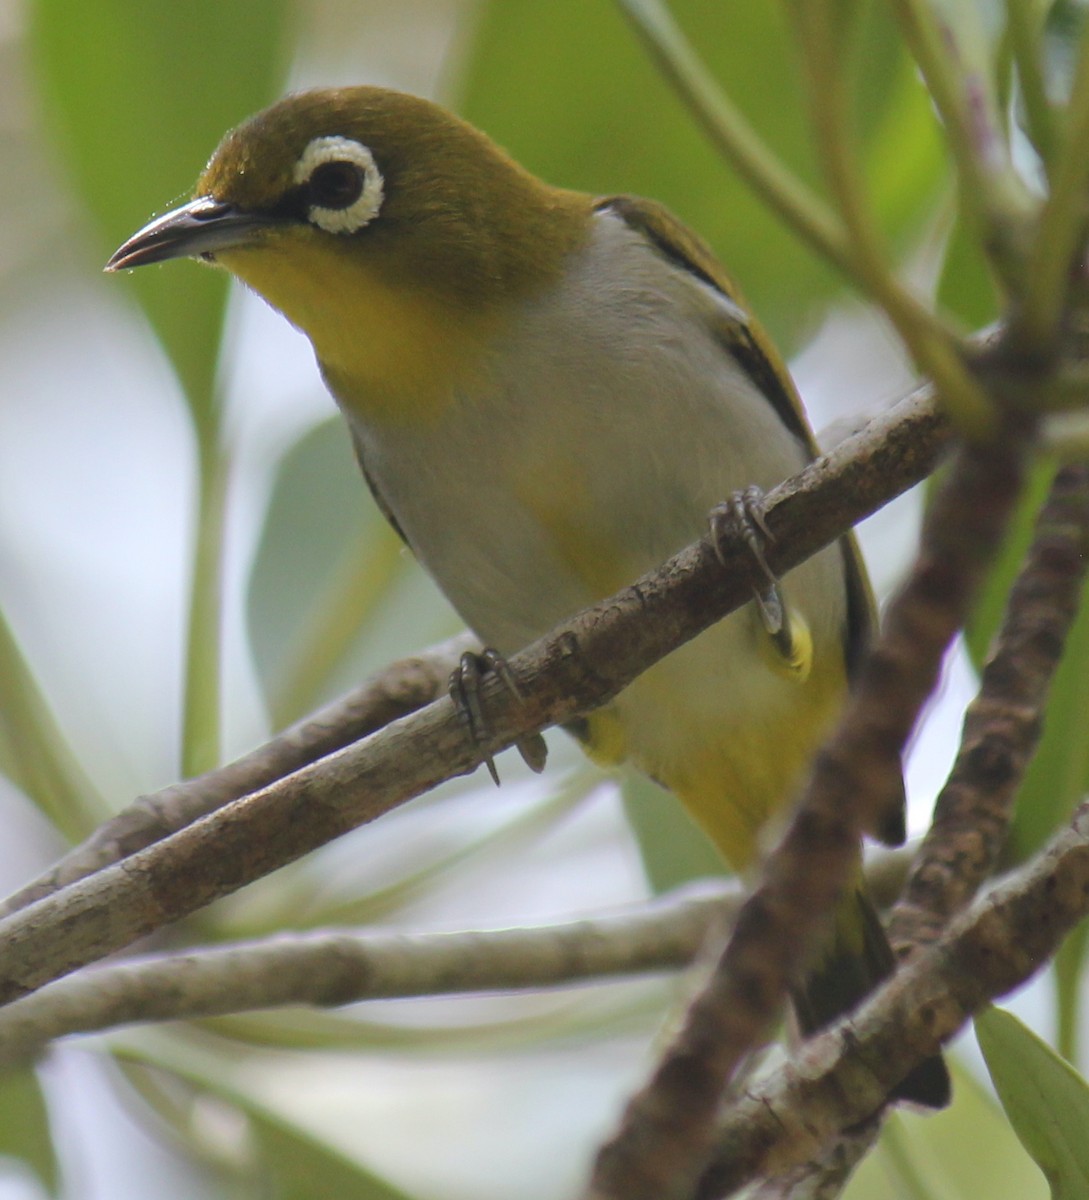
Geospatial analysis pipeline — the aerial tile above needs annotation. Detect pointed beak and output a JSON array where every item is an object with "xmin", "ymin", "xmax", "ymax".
[{"xmin": 105, "ymin": 196, "xmax": 284, "ymax": 271}]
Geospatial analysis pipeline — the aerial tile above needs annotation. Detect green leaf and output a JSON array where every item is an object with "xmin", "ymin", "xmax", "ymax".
[
  {"xmin": 621, "ymin": 774, "xmax": 725, "ymax": 892},
  {"xmin": 960, "ymin": 462, "xmax": 1089, "ymax": 865},
  {"xmin": 245, "ymin": 418, "xmax": 431, "ymax": 725},
  {"xmin": 0, "ymin": 1066, "xmax": 60, "ymax": 1196},
  {"xmin": 117, "ymin": 1036, "xmax": 417, "ymax": 1199},
  {"xmin": 845, "ymin": 1056, "xmax": 1048, "ymax": 1200},
  {"xmin": 964, "ymin": 463, "xmax": 1056, "ymax": 668},
  {"xmin": 937, "ymin": 212, "xmax": 1004, "ymax": 330},
  {"xmin": 29, "ymin": 0, "xmax": 293, "ymax": 432},
  {"xmin": 977, "ymin": 1006, "xmax": 1089, "ymax": 1199},
  {"xmin": 458, "ymin": 0, "xmax": 945, "ymax": 351},
  {"xmin": 245, "ymin": 1104, "xmax": 417, "ymax": 1200},
  {"xmin": 1055, "ymin": 919, "xmax": 1089, "ymax": 1063}
]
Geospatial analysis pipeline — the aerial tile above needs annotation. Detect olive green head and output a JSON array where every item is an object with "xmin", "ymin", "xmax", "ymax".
[
  {"xmin": 108, "ymin": 88, "xmax": 594, "ymax": 416},
  {"xmin": 108, "ymin": 87, "xmax": 591, "ymax": 316}
]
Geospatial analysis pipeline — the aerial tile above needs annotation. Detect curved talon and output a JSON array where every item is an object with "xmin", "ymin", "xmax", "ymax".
[
  {"xmin": 449, "ymin": 648, "xmax": 529, "ymax": 785},
  {"xmin": 709, "ymin": 486, "xmax": 775, "ymax": 578},
  {"xmin": 708, "ymin": 486, "xmax": 787, "ymax": 639},
  {"xmin": 755, "ymin": 586, "xmax": 787, "ymax": 641},
  {"xmin": 480, "ymin": 647, "xmax": 522, "ymax": 702},
  {"xmin": 450, "ymin": 651, "xmax": 499, "ymax": 785}
]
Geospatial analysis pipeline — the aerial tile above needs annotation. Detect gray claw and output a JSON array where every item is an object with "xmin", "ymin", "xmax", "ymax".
[
  {"xmin": 708, "ymin": 486, "xmax": 788, "ymax": 638},
  {"xmin": 449, "ymin": 648, "xmax": 536, "ymax": 785}
]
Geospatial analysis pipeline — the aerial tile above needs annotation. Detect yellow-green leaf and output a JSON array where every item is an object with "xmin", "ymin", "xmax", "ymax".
[
  {"xmin": 0, "ymin": 1066, "xmax": 59, "ymax": 1196},
  {"xmin": 29, "ymin": 0, "xmax": 293, "ymax": 432},
  {"xmin": 458, "ymin": 0, "xmax": 945, "ymax": 352},
  {"xmin": 977, "ymin": 1006, "xmax": 1089, "ymax": 1199}
]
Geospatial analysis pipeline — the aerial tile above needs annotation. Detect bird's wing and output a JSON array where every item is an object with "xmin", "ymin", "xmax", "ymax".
[
  {"xmin": 348, "ymin": 425, "xmax": 410, "ymax": 545},
  {"xmin": 596, "ymin": 195, "xmax": 903, "ymax": 842},
  {"xmin": 595, "ymin": 195, "xmax": 817, "ymax": 451}
]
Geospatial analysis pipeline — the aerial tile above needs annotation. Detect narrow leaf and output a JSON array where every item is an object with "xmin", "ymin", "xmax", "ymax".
[
  {"xmin": 977, "ymin": 1006, "xmax": 1089, "ymax": 1199},
  {"xmin": 0, "ymin": 1067, "xmax": 59, "ymax": 1196},
  {"xmin": 459, "ymin": 0, "xmax": 943, "ymax": 351},
  {"xmin": 30, "ymin": 0, "xmax": 293, "ymax": 428}
]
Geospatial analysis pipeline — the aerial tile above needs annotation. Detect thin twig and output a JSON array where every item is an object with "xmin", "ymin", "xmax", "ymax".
[
  {"xmin": 613, "ymin": 0, "xmax": 855, "ymax": 277},
  {"xmin": 0, "ymin": 884, "xmax": 734, "ymax": 1067},
  {"xmin": 891, "ymin": 460, "xmax": 1089, "ymax": 951},
  {"xmin": 0, "ymin": 852, "xmax": 919, "ymax": 1063},
  {"xmin": 0, "ymin": 633, "xmax": 476, "ymax": 919}
]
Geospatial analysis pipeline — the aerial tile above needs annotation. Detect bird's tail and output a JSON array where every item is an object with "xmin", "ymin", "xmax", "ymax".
[{"xmin": 791, "ymin": 886, "xmax": 951, "ymax": 1109}]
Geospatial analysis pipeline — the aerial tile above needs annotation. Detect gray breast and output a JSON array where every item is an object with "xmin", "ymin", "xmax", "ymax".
[{"xmin": 349, "ymin": 209, "xmax": 835, "ymax": 654}]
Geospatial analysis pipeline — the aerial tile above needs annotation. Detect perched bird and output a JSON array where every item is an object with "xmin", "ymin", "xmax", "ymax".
[{"xmin": 108, "ymin": 86, "xmax": 948, "ymax": 1106}]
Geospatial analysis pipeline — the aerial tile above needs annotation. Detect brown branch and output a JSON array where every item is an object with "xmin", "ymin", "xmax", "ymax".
[
  {"xmin": 747, "ymin": 1122, "xmax": 881, "ymax": 1200},
  {"xmin": 891, "ymin": 460, "xmax": 1089, "ymax": 950},
  {"xmin": 0, "ymin": 634, "xmax": 475, "ymax": 919},
  {"xmin": 0, "ymin": 852, "xmax": 919, "ymax": 1064},
  {"xmin": 697, "ymin": 799, "xmax": 1089, "ymax": 1197},
  {"xmin": 0, "ymin": 388, "xmax": 948, "ymax": 1009},
  {"xmin": 584, "ymin": 429, "xmax": 1028, "ymax": 1200},
  {"xmin": 0, "ymin": 884, "xmax": 734, "ymax": 1066},
  {"xmin": 776, "ymin": 458, "xmax": 1089, "ymax": 1198}
]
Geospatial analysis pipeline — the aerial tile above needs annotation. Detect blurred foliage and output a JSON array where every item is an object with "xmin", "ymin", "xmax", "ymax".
[
  {"xmin": 29, "ymin": 0, "xmax": 294, "ymax": 436},
  {"xmin": 845, "ymin": 1058, "xmax": 1048, "ymax": 1200},
  {"xmin": 979, "ymin": 1007, "xmax": 1089, "ymax": 1198},
  {"xmin": 118, "ymin": 1042, "xmax": 414, "ymax": 1199},
  {"xmin": 246, "ymin": 417, "xmax": 411, "ymax": 726},
  {"xmin": 937, "ymin": 212, "xmax": 1004, "ymax": 332},
  {"xmin": 1, "ymin": 0, "xmax": 1089, "ymax": 1198},
  {"xmin": 458, "ymin": 0, "xmax": 945, "ymax": 352},
  {"xmin": 0, "ymin": 1067, "xmax": 59, "ymax": 1196},
  {"xmin": 621, "ymin": 773, "xmax": 725, "ymax": 891}
]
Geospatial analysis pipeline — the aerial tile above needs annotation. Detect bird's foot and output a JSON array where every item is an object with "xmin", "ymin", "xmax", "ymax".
[
  {"xmin": 449, "ymin": 649, "xmax": 547, "ymax": 785},
  {"xmin": 708, "ymin": 486, "xmax": 795, "ymax": 661}
]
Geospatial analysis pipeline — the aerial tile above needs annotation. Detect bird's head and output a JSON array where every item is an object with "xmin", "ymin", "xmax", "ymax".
[{"xmin": 108, "ymin": 87, "xmax": 591, "ymax": 415}]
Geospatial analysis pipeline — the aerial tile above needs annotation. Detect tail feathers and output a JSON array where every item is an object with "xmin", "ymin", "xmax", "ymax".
[{"xmin": 791, "ymin": 888, "xmax": 951, "ymax": 1110}]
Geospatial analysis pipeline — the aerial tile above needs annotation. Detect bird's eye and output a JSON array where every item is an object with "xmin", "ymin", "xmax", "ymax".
[
  {"xmin": 293, "ymin": 135, "xmax": 384, "ymax": 235},
  {"xmin": 308, "ymin": 161, "xmax": 364, "ymax": 210}
]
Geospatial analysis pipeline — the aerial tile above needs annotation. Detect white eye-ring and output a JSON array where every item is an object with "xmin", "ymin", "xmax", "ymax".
[{"xmin": 293, "ymin": 135, "xmax": 384, "ymax": 235}]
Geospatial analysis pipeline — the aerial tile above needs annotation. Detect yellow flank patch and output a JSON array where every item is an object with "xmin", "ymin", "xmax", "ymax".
[
  {"xmin": 218, "ymin": 236, "xmax": 498, "ymax": 424},
  {"xmin": 638, "ymin": 648, "xmax": 847, "ymax": 871},
  {"xmin": 760, "ymin": 607, "xmax": 814, "ymax": 682},
  {"xmin": 577, "ymin": 708, "xmax": 629, "ymax": 767},
  {"xmin": 512, "ymin": 464, "xmax": 637, "ymax": 599}
]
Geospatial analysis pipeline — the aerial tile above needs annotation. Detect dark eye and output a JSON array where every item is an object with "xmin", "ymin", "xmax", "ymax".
[
  {"xmin": 307, "ymin": 161, "xmax": 365, "ymax": 210},
  {"xmin": 294, "ymin": 136, "xmax": 384, "ymax": 235}
]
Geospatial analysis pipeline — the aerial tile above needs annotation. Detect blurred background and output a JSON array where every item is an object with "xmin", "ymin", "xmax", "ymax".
[{"xmin": 0, "ymin": 1, "xmax": 1081, "ymax": 1197}]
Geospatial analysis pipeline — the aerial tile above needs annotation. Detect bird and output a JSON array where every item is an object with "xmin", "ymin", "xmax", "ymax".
[{"xmin": 107, "ymin": 85, "xmax": 949, "ymax": 1108}]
